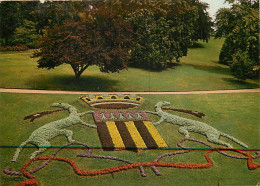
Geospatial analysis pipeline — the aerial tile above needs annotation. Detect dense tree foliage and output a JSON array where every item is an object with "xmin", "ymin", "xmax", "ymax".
[
  {"xmin": 215, "ymin": 0, "xmax": 259, "ymax": 80},
  {"xmin": 99, "ymin": 0, "xmax": 212, "ymax": 70},
  {"xmin": 1, "ymin": 0, "xmax": 213, "ymax": 74},
  {"xmin": 33, "ymin": 7, "xmax": 133, "ymax": 81},
  {"xmin": 0, "ymin": 1, "xmax": 86, "ymax": 46},
  {"xmin": 10, "ymin": 20, "xmax": 40, "ymax": 48}
]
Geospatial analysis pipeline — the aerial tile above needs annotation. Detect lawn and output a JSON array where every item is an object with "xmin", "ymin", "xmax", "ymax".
[
  {"xmin": 0, "ymin": 38, "xmax": 259, "ymax": 91},
  {"xmin": 0, "ymin": 92, "xmax": 259, "ymax": 186}
]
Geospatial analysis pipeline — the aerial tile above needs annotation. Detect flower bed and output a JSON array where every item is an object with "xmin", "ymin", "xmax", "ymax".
[
  {"xmin": 4, "ymin": 139, "xmax": 259, "ymax": 186},
  {"xmin": 0, "ymin": 46, "xmax": 28, "ymax": 52}
]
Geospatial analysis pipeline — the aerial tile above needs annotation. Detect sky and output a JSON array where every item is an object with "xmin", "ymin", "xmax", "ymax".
[{"xmin": 200, "ymin": 0, "xmax": 231, "ymax": 19}]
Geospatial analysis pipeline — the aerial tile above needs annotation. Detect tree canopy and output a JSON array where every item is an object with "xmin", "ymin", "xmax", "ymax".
[
  {"xmin": 98, "ymin": 0, "xmax": 212, "ymax": 70},
  {"xmin": 215, "ymin": 0, "xmax": 259, "ymax": 80},
  {"xmin": 33, "ymin": 7, "xmax": 133, "ymax": 81}
]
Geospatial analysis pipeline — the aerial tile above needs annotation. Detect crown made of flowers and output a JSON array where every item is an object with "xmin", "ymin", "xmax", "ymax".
[{"xmin": 80, "ymin": 94, "xmax": 144, "ymax": 109}]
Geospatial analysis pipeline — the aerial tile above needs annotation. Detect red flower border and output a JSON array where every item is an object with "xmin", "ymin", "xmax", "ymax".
[{"xmin": 16, "ymin": 149, "xmax": 259, "ymax": 186}]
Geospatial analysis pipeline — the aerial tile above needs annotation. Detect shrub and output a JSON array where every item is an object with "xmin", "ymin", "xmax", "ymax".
[
  {"xmin": 0, "ymin": 45, "xmax": 28, "ymax": 52},
  {"xmin": 230, "ymin": 51, "xmax": 259, "ymax": 80},
  {"xmin": 9, "ymin": 20, "xmax": 40, "ymax": 48}
]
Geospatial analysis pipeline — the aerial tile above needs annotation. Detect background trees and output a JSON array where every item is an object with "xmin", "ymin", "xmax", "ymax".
[
  {"xmin": 1, "ymin": 0, "xmax": 213, "ymax": 77},
  {"xmin": 215, "ymin": 0, "xmax": 259, "ymax": 80},
  {"xmin": 0, "ymin": 1, "xmax": 85, "ymax": 47},
  {"xmin": 100, "ymin": 0, "xmax": 212, "ymax": 70},
  {"xmin": 10, "ymin": 20, "xmax": 40, "ymax": 48}
]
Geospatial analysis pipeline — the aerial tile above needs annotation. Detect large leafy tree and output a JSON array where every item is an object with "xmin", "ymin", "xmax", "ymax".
[
  {"xmin": 101, "ymin": 0, "xmax": 212, "ymax": 70},
  {"xmin": 215, "ymin": 0, "xmax": 259, "ymax": 80},
  {"xmin": 33, "ymin": 7, "xmax": 133, "ymax": 81},
  {"xmin": 190, "ymin": 0, "xmax": 212, "ymax": 42}
]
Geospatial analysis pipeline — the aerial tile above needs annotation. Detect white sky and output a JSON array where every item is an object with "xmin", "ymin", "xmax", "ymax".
[{"xmin": 200, "ymin": 0, "xmax": 231, "ymax": 19}]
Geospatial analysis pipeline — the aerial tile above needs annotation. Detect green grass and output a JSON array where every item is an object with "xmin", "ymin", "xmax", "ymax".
[
  {"xmin": 0, "ymin": 38, "xmax": 259, "ymax": 91},
  {"xmin": 0, "ymin": 93, "xmax": 259, "ymax": 185}
]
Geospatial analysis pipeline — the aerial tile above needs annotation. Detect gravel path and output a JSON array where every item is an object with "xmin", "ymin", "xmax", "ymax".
[{"xmin": 0, "ymin": 88, "xmax": 259, "ymax": 95}]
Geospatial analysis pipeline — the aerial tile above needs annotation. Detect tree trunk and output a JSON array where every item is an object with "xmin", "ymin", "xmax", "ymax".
[
  {"xmin": 75, "ymin": 73, "xmax": 81, "ymax": 82},
  {"xmin": 70, "ymin": 63, "xmax": 89, "ymax": 82}
]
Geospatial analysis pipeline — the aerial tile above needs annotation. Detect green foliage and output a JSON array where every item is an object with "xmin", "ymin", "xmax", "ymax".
[
  {"xmin": 188, "ymin": 0, "xmax": 213, "ymax": 42},
  {"xmin": 215, "ymin": 0, "xmax": 259, "ymax": 80},
  {"xmin": 230, "ymin": 51, "xmax": 259, "ymax": 80},
  {"xmin": 30, "ymin": 1, "xmax": 85, "ymax": 34},
  {"xmin": 215, "ymin": 8, "xmax": 234, "ymax": 39},
  {"xmin": 0, "ymin": 1, "xmax": 85, "ymax": 46},
  {"xmin": 125, "ymin": 0, "xmax": 210, "ymax": 70},
  {"xmin": 9, "ymin": 20, "xmax": 40, "ymax": 48},
  {"xmin": 130, "ymin": 11, "xmax": 175, "ymax": 69},
  {"xmin": 0, "ymin": 2, "xmax": 39, "ymax": 45}
]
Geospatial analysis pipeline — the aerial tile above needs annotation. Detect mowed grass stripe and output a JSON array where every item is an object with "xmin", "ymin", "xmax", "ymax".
[
  {"xmin": 124, "ymin": 121, "xmax": 147, "ymax": 149},
  {"xmin": 106, "ymin": 121, "xmax": 125, "ymax": 149},
  {"xmin": 143, "ymin": 121, "xmax": 168, "ymax": 148},
  {"xmin": 134, "ymin": 121, "xmax": 158, "ymax": 148},
  {"xmin": 115, "ymin": 121, "xmax": 137, "ymax": 149}
]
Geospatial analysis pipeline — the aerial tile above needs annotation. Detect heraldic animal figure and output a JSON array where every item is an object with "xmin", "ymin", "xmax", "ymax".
[
  {"xmin": 12, "ymin": 103, "xmax": 96, "ymax": 162},
  {"xmin": 149, "ymin": 101, "xmax": 248, "ymax": 149}
]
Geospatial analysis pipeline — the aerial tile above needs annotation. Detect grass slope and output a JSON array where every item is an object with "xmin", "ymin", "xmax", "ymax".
[
  {"xmin": 0, "ymin": 93, "xmax": 259, "ymax": 185},
  {"xmin": 0, "ymin": 38, "xmax": 259, "ymax": 91}
]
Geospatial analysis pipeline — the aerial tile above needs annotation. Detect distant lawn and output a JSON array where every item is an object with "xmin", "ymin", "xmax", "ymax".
[
  {"xmin": 0, "ymin": 92, "xmax": 259, "ymax": 185},
  {"xmin": 0, "ymin": 38, "xmax": 259, "ymax": 91}
]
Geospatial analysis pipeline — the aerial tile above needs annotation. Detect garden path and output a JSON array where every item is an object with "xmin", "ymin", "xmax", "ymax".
[{"xmin": 0, "ymin": 88, "xmax": 259, "ymax": 95}]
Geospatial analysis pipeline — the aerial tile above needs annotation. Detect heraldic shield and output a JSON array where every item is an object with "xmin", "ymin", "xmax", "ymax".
[{"xmin": 92, "ymin": 110, "xmax": 168, "ymax": 151}]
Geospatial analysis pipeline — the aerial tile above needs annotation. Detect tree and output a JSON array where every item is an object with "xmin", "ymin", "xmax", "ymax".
[
  {"xmin": 33, "ymin": 7, "xmax": 133, "ymax": 81},
  {"xmin": 10, "ymin": 20, "xmax": 40, "ymax": 48},
  {"xmin": 101, "ymin": 0, "xmax": 212, "ymax": 70},
  {"xmin": 190, "ymin": 0, "xmax": 212, "ymax": 42},
  {"xmin": 30, "ymin": 1, "xmax": 84, "ymax": 35},
  {"xmin": 215, "ymin": 0, "xmax": 259, "ymax": 80},
  {"xmin": 0, "ymin": 2, "xmax": 21, "ymax": 45},
  {"xmin": 0, "ymin": 1, "xmax": 39, "ymax": 46},
  {"xmin": 0, "ymin": 1, "xmax": 85, "ymax": 46},
  {"xmin": 129, "ymin": 7, "xmax": 177, "ymax": 69}
]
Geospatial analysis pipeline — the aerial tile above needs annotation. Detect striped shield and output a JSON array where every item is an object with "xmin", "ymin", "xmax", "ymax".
[{"xmin": 93, "ymin": 110, "xmax": 168, "ymax": 151}]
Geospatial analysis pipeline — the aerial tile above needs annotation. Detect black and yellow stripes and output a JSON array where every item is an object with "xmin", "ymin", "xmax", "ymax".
[{"xmin": 96, "ymin": 121, "xmax": 167, "ymax": 150}]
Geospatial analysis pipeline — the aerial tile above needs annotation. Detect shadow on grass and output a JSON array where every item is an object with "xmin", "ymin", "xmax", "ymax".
[
  {"xmin": 189, "ymin": 42, "xmax": 206, "ymax": 48},
  {"xmin": 129, "ymin": 62, "xmax": 181, "ymax": 73},
  {"xmin": 222, "ymin": 78, "xmax": 259, "ymax": 89},
  {"xmin": 27, "ymin": 74, "xmax": 119, "ymax": 91},
  {"xmin": 186, "ymin": 63, "xmax": 231, "ymax": 75}
]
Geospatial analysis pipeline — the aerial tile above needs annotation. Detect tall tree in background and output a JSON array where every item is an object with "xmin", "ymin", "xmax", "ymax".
[
  {"xmin": 0, "ymin": 2, "xmax": 39, "ymax": 45},
  {"xmin": 215, "ymin": 0, "xmax": 259, "ymax": 80},
  {"xmin": 30, "ymin": 1, "xmax": 85, "ymax": 34},
  {"xmin": 103, "ymin": 0, "xmax": 212, "ymax": 70},
  {"xmin": 33, "ymin": 7, "xmax": 133, "ymax": 81},
  {"xmin": 10, "ymin": 20, "xmax": 40, "ymax": 48},
  {"xmin": 190, "ymin": 0, "xmax": 212, "ymax": 42},
  {"xmin": 0, "ymin": 2, "xmax": 22, "ymax": 45},
  {"xmin": 0, "ymin": 1, "xmax": 85, "ymax": 47}
]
